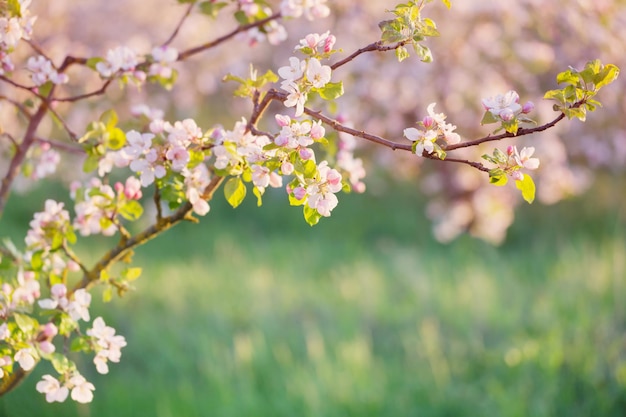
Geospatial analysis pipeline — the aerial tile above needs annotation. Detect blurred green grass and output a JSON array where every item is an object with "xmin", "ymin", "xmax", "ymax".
[{"xmin": 1, "ymin": 175, "xmax": 625, "ymax": 417}]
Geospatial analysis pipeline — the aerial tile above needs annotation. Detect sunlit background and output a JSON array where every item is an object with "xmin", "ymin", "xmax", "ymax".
[{"xmin": 1, "ymin": 1, "xmax": 625, "ymax": 416}]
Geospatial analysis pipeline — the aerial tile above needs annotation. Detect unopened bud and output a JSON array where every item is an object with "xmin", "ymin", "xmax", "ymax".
[
  {"xmin": 324, "ymin": 35, "xmax": 336, "ymax": 52},
  {"xmin": 522, "ymin": 101, "xmax": 535, "ymax": 114},
  {"xmin": 499, "ymin": 108, "xmax": 514, "ymax": 122},
  {"xmin": 422, "ymin": 116, "xmax": 435, "ymax": 129}
]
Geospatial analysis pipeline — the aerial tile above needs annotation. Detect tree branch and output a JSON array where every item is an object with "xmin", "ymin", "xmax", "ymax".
[
  {"xmin": 178, "ymin": 13, "xmax": 281, "ymax": 61},
  {"xmin": 161, "ymin": 2, "xmax": 195, "ymax": 47},
  {"xmin": 330, "ymin": 40, "xmax": 409, "ymax": 71},
  {"xmin": 75, "ymin": 175, "xmax": 225, "ymax": 292}
]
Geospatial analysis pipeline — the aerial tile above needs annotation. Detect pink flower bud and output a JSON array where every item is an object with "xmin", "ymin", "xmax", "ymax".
[
  {"xmin": 275, "ymin": 114, "xmax": 291, "ymax": 127},
  {"xmin": 422, "ymin": 116, "xmax": 435, "ymax": 129},
  {"xmin": 511, "ymin": 171, "xmax": 524, "ymax": 181},
  {"xmin": 305, "ymin": 34, "xmax": 318, "ymax": 49},
  {"xmin": 522, "ymin": 101, "xmax": 534, "ymax": 114},
  {"xmin": 324, "ymin": 35, "xmax": 336, "ymax": 52},
  {"xmin": 51, "ymin": 283, "xmax": 67, "ymax": 299},
  {"xmin": 281, "ymin": 161, "xmax": 294, "ymax": 175},
  {"xmin": 41, "ymin": 323, "xmax": 59, "ymax": 338},
  {"xmin": 275, "ymin": 134, "xmax": 289, "ymax": 147},
  {"xmin": 293, "ymin": 186, "xmax": 307, "ymax": 200},
  {"xmin": 114, "ymin": 182, "xmax": 124, "ymax": 194},
  {"xmin": 507, "ymin": 145, "xmax": 515, "ymax": 156},
  {"xmin": 499, "ymin": 108, "xmax": 514, "ymax": 121},
  {"xmin": 39, "ymin": 340, "xmax": 56, "ymax": 354},
  {"xmin": 310, "ymin": 122, "xmax": 325, "ymax": 140},
  {"xmin": 299, "ymin": 147, "xmax": 314, "ymax": 160}
]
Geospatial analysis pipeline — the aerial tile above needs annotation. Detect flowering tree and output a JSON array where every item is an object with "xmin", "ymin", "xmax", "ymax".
[{"xmin": 0, "ymin": 0, "xmax": 619, "ymax": 405}]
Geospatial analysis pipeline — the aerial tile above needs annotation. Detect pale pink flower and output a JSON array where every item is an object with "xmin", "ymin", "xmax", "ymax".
[
  {"xmin": 278, "ymin": 57, "xmax": 305, "ymax": 82},
  {"xmin": 68, "ymin": 289, "xmax": 91, "ymax": 322},
  {"xmin": 305, "ymin": 58, "xmax": 331, "ymax": 88},
  {"xmin": 281, "ymin": 81, "xmax": 307, "ymax": 117},
  {"xmin": 36, "ymin": 375, "xmax": 69, "ymax": 403},
  {"xmin": 482, "ymin": 90, "xmax": 522, "ymax": 118},
  {"xmin": 14, "ymin": 347, "xmax": 36, "ymax": 371},
  {"xmin": 69, "ymin": 374, "xmax": 95, "ymax": 404},
  {"xmin": 251, "ymin": 165, "xmax": 270, "ymax": 189}
]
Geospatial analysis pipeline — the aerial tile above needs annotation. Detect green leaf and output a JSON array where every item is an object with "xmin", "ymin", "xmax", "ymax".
[
  {"xmin": 413, "ymin": 43, "xmax": 433, "ymax": 63},
  {"xmin": 317, "ymin": 81, "xmax": 344, "ymax": 100},
  {"xmin": 563, "ymin": 107, "xmax": 587, "ymax": 121},
  {"xmin": 489, "ymin": 173, "xmax": 508, "ymax": 186},
  {"xmin": 100, "ymin": 109, "xmax": 118, "ymax": 129},
  {"xmin": 122, "ymin": 267, "xmax": 142, "ymax": 281},
  {"xmin": 295, "ymin": 159, "xmax": 317, "ymax": 178},
  {"xmin": 543, "ymin": 89, "xmax": 566, "ymax": 103},
  {"xmin": 441, "ymin": 0, "xmax": 451, "ymax": 9},
  {"xmin": 253, "ymin": 186, "xmax": 263, "ymax": 207},
  {"xmin": 502, "ymin": 119, "xmax": 519, "ymax": 134},
  {"xmin": 105, "ymin": 127, "xmax": 126, "ymax": 150},
  {"xmin": 83, "ymin": 154, "xmax": 100, "ymax": 173},
  {"xmin": 50, "ymin": 353, "xmax": 73, "ymax": 374},
  {"xmin": 594, "ymin": 63, "xmax": 620, "ymax": 90},
  {"xmin": 119, "ymin": 200, "xmax": 144, "ymax": 221},
  {"xmin": 30, "ymin": 250, "xmax": 43, "ymax": 271},
  {"xmin": 70, "ymin": 337, "xmax": 91, "ymax": 353},
  {"xmin": 303, "ymin": 205, "xmax": 321, "ymax": 226},
  {"xmin": 556, "ymin": 69, "xmax": 579, "ymax": 86},
  {"xmin": 86, "ymin": 57, "xmax": 104, "ymax": 71},
  {"xmin": 14, "ymin": 313, "xmax": 37, "ymax": 334},
  {"xmin": 198, "ymin": 1, "xmax": 227, "ymax": 18},
  {"xmin": 102, "ymin": 285, "xmax": 113, "ymax": 303},
  {"xmin": 480, "ymin": 110, "xmax": 498, "ymax": 125},
  {"xmin": 289, "ymin": 192, "xmax": 306, "ymax": 206},
  {"xmin": 224, "ymin": 177, "xmax": 247, "ymax": 208},
  {"xmin": 395, "ymin": 45, "xmax": 410, "ymax": 62},
  {"xmin": 516, "ymin": 174, "xmax": 536, "ymax": 204},
  {"xmin": 58, "ymin": 314, "xmax": 77, "ymax": 336}
]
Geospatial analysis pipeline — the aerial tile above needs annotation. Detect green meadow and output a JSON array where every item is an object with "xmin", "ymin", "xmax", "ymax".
[{"xmin": 1, "ymin": 175, "xmax": 625, "ymax": 417}]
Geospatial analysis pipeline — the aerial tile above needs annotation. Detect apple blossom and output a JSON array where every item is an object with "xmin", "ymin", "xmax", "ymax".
[
  {"xmin": 278, "ymin": 57, "xmax": 305, "ymax": 82},
  {"xmin": 281, "ymin": 81, "xmax": 307, "ymax": 117},
  {"xmin": 482, "ymin": 90, "xmax": 522, "ymax": 119},
  {"xmin": 305, "ymin": 58, "xmax": 331, "ymax": 88},
  {"xmin": 36, "ymin": 375, "xmax": 69, "ymax": 403},
  {"xmin": 14, "ymin": 347, "xmax": 37, "ymax": 371},
  {"xmin": 96, "ymin": 46, "xmax": 139, "ymax": 78},
  {"xmin": 68, "ymin": 289, "xmax": 91, "ymax": 322},
  {"xmin": 68, "ymin": 373, "xmax": 95, "ymax": 404}
]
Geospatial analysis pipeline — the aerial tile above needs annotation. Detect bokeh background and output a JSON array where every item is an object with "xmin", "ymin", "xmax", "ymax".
[{"xmin": 1, "ymin": 0, "xmax": 626, "ymax": 416}]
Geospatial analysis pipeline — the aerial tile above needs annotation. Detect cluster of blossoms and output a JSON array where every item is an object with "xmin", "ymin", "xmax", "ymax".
[
  {"xmin": 482, "ymin": 90, "xmax": 534, "ymax": 123},
  {"xmin": 404, "ymin": 103, "xmax": 461, "ymax": 156},
  {"xmin": 501, "ymin": 145, "xmax": 540, "ymax": 181},
  {"xmin": 22, "ymin": 142, "xmax": 61, "ymax": 181},
  {"xmin": 95, "ymin": 46, "xmax": 144, "ymax": 81},
  {"xmin": 0, "ymin": 0, "xmax": 36, "ymax": 74},
  {"xmin": 25, "ymin": 55, "xmax": 69, "ymax": 86},
  {"xmin": 277, "ymin": 32, "xmax": 336, "ymax": 117},
  {"xmin": 72, "ymin": 176, "xmax": 143, "ymax": 237},
  {"xmin": 36, "ymin": 372, "xmax": 94, "ymax": 404},
  {"xmin": 280, "ymin": 0, "xmax": 330, "ymax": 20}
]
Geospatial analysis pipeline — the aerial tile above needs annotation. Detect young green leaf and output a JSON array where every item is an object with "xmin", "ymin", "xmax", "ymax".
[
  {"xmin": 516, "ymin": 174, "xmax": 536, "ymax": 204},
  {"xmin": 224, "ymin": 177, "xmax": 247, "ymax": 208}
]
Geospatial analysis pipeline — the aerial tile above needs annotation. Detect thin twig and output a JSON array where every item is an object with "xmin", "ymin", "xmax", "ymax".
[
  {"xmin": 55, "ymin": 79, "xmax": 113, "ymax": 102},
  {"xmin": 331, "ymin": 40, "xmax": 409, "ymax": 71},
  {"xmin": 162, "ymin": 2, "xmax": 195, "ymax": 47},
  {"xmin": 445, "ymin": 112, "xmax": 567, "ymax": 151},
  {"xmin": 34, "ymin": 137, "xmax": 84, "ymax": 154},
  {"xmin": 178, "ymin": 13, "xmax": 281, "ymax": 61}
]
